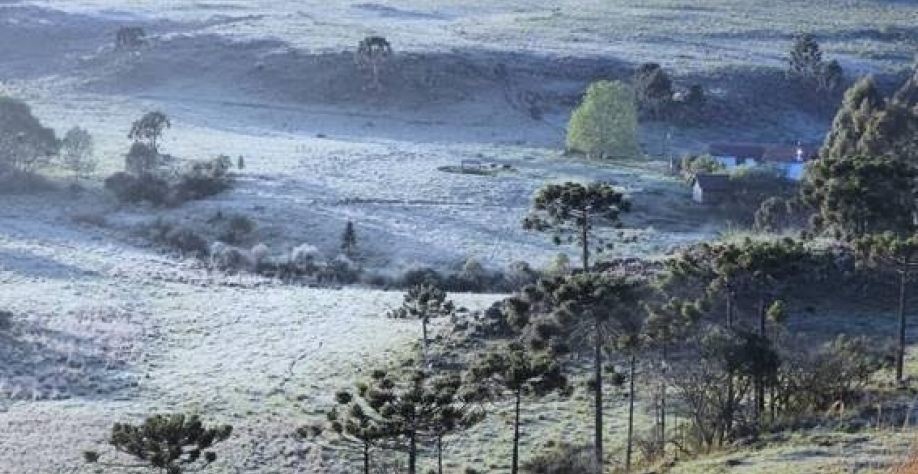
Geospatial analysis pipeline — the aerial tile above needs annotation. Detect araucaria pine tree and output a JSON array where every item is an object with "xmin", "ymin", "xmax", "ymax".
[
  {"xmin": 470, "ymin": 342, "xmax": 567, "ymax": 474},
  {"xmin": 856, "ymin": 232, "xmax": 918, "ymax": 383},
  {"xmin": 341, "ymin": 221, "xmax": 358, "ymax": 258},
  {"xmin": 333, "ymin": 369, "xmax": 473, "ymax": 474},
  {"xmin": 388, "ymin": 284, "xmax": 456, "ymax": 367},
  {"xmin": 83, "ymin": 413, "xmax": 232, "ymax": 474},
  {"xmin": 524, "ymin": 182, "xmax": 630, "ymax": 272},
  {"xmin": 325, "ymin": 387, "xmax": 390, "ymax": 474}
]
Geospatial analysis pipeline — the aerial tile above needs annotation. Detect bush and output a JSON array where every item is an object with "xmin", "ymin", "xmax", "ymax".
[
  {"xmin": 0, "ymin": 310, "xmax": 13, "ymax": 331},
  {"xmin": 566, "ymin": 80, "xmax": 640, "ymax": 159},
  {"xmin": 397, "ymin": 267, "xmax": 444, "ymax": 288},
  {"xmin": 521, "ymin": 444, "xmax": 597, "ymax": 474},
  {"xmin": 124, "ymin": 142, "xmax": 159, "ymax": 176},
  {"xmin": 216, "ymin": 214, "xmax": 256, "ymax": 245},
  {"xmin": 147, "ymin": 219, "xmax": 209, "ymax": 257},
  {"xmin": 776, "ymin": 335, "xmax": 884, "ymax": 418},
  {"xmin": 209, "ymin": 242, "xmax": 255, "ymax": 273},
  {"xmin": 680, "ymin": 154, "xmax": 725, "ymax": 180},
  {"xmin": 104, "ymin": 172, "xmax": 170, "ymax": 205},
  {"xmin": 172, "ymin": 156, "xmax": 232, "ymax": 201}
]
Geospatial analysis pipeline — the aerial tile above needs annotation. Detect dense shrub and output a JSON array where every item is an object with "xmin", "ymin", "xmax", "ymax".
[
  {"xmin": 521, "ymin": 444, "xmax": 597, "ymax": 474},
  {"xmin": 680, "ymin": 154, "xmax": 725, "ymax": 180},
  {"xmin": 109, "ymin": 155, "xmax": 234, "ymax": 206},
  {"xmin": 0, "ymin": 310, "xmax": 13, "ymax": 331},
  {"xmin": 775, "ymin": 335, "xmax": 885, "ymax": 417},
  {"xmin": 172, "ymin": 156, "xmax": 232, "ymax": 201},
  {"xmin": 215, "ymin": 214, "xmax": 256, "ymax": 245},
  {"xmin": 146, "ymin": 219, "xmax": 209, "ymax": 257},
  {"xmin": 104, "ymin": 172, "xmax": 170, "ymax": 205}
]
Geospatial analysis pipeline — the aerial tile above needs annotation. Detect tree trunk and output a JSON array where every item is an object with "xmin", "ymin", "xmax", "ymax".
[
  {"xmin": 755, "ymin": 292, "xmax": 766, "ymax": 425},
  {"xmin": 660, "ymin": 343, "xmax": 668, "ymax": 448},
  {"xmin": 727, "ymin": 292, "xmax": 734, "ymax": 328},
  {"xmin": 593, "ymin": 320, "xmax": 603, "ymax": 470},
  {"xmin": 512, "ymin": 388, "xmax": 522, "ymax": 474},
  {"xmin": 364, "ymin": 441, "xmax": 370, "ymax": 474},
  {"xmin": 408, "ymin": 431, "xmax": 417, "ymax": 474},
  {"xmin": 626, "ymin": 352, "xmax": 636, "ymax": 472},
  {"xmin": 422, "ymin": 317, "xmax": 429, "ymax": 368},
  {"xmin": 898, "ymin": 269, "xmax": 908, "ymax": 383},
  {"xmin": 581, "ymin": 213, "xmax": 590, "ymax": 272},
  {"xmin": 438, "ymin": 435, "xmax": 444, "ymax": 474}
]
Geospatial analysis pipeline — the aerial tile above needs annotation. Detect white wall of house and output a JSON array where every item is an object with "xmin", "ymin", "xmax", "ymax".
[
  {"xmin": 784, "ymin": 162, "xmax": 805, "ymax": 181},
  {"xmin": 713, "ymin": 155, "xmax": 737, "ymax": 168},
  {"xmin": 692, "ymin": 182, "xmax": 703, "ymax": 203}
]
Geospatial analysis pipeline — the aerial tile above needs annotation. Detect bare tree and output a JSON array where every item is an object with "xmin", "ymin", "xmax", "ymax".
[{"xmin": 61, "ymin": 126, "xmax": 96, "ymax": 181}]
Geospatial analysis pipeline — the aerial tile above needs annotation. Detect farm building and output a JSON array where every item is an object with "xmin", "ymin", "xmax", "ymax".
[
  {"xmin": 761, "ymin": 144, "xmax": 820, "ymax": 181},
  {"xmin": 692, "ymin": 173, "xmax": 731, "ymax": 204},
  {"xmin": 708, "ymin": 143, "xmax": 766, "ymax": 168}
]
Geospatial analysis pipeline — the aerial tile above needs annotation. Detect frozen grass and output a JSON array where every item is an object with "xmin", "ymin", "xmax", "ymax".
[{"xmin": 1, "ymin": 1, "xmax": 917, "ymax": 473}]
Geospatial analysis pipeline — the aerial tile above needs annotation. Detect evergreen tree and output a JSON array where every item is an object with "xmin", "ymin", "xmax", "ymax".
[
  {"xmin": 523, "ymin": 182, "xmax": 630, "ymax": 272},
  {"xmin": 325, "ymin": 388, "xmax": 389, "ymax": 474},
  {"xmin": 341, "ymin": 221, "xmax": 358, "ymax": 258},
  {"xmin": 787, "ymin": 33, "xmax": 823, "ymax": 80},
  {"xmin": 634, "ymin": 63, "xmax": 673, "ymax": 119},
  {"xmin": 528, "ymin": 272, "xmax": 647, "ymax": 469},
  {"xmin": 470, "ymin": 342, "xmax": 567, "ymax": 474},
  {"xmin": 237, "ymin": 155, "xmax": 245, "ymax": 170},
  {"xmin": 804, "ymin": 154, "xmax": 917, "ymax": 239},
  {"xmin": 83, "ymin": 413, "xmax": 232, "ymax": 474},
  {"xmin": 855, "ymin": 232, "xmax": 918, "ymax": 383},
  {"xmin": 388, "ymin": 284, "xmax": 456, "ymax": 367}
]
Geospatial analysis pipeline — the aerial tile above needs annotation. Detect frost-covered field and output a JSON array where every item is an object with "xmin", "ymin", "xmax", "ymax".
[
  {"xmin": 0, "ymin": 195, "xmax": 503, "ymax": 473},
  {"xmin": 2, "ymin": 0, "xmax": 917, "ymax": 472}
]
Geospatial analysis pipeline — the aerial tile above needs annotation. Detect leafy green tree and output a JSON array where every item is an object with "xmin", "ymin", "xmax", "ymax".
[
  {"xmin": 787, "ymin": 33, "xmax": 823, "ymax": 80},
  {"xmin": 83, "ymin": 413, "xmax": 232, "ymax": 474},
  {"xmin": 803, "ymin": 154, "xmax": 917, "ymax": 238},
  {"xmin": 566, "ymin": 80, "xmax": 640, "ymax": 159},
  {"xmin": 0, "ymin": 97, "xmax": 59, "ymax": 172},
  {"xmin": 855, "ymin": 232, "xmax": 918, "ymax": 382},
  {"xmin": 129, "ymin": 111, "xmax": 170, "ymax": 154},
  {"xmin": 61, "ymin": 126, "xmax": 96, "ymax": 181},
  {"xmin": 523, "ymin": 182, "xmax": 630, "ymax": 272},
  {"xmin": 388, "ymin": 284, "xmax": 456, "ymax": 367},
  {"xmin": 470, "ymin": 342, "xmax": 567, "ymax": 474},
  {"xmin": 341, "ymin": 221, "xmax": 358, "ymax": 258}
]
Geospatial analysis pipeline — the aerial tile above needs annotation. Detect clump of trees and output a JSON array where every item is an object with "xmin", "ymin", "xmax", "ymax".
[
  {"xmin": 787, "ymin": 33, "xmax": 844, "ymax": 93},
  {"xmin": 566, "ymin": 80, "xmax": 640, "ymax": 159},
  {"xmin": 105, "ymin": 111, "xmax": 235, "ymax": 206}
]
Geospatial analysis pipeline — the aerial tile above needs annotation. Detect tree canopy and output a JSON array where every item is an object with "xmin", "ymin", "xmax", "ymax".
[{"xmin": 566, "ymin": 80, "xmax": 640, "ymax": 159}]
